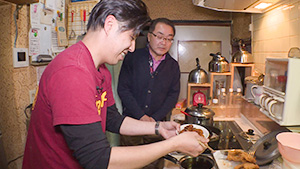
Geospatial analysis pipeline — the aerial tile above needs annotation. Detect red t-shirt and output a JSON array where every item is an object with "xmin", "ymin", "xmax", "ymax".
[{"xmin": 23, "ymin": 41, "xmax": 115, "ymax": 169}]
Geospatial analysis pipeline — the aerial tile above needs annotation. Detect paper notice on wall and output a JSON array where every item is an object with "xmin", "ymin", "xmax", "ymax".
[
  {"xmin": 30, "ymin": 24, "xmax": 52, "ymax": 61},
  {"xmin": 29, "ymin": 28, "xmax": 40, "ymax": 56},
  {"xmin": 30, "ymin": 3, "xmax": 41, "ymax": 27},
  {"xmin": 56, "ymin": 0, "xmax": 65, "ymax": 12},
  {"xmin": 56, "ymin": 17, "xmax": 68, "ymax": 47},
  {"xmin": 45, "ymin": 0, "xmax": 55, "ymax": 11},
  {"xmin": 40, "ymin": 9, "xmax": 53, "ymax": 25},
  {"xmin": 51, "ymin": 27, "xmax": 65, "ymax": 55}
]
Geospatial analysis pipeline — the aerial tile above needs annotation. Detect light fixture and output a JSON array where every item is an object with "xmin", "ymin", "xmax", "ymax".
[{"xmin": 254, "ymin": 2, "xmax": 273, "ymax": 9}]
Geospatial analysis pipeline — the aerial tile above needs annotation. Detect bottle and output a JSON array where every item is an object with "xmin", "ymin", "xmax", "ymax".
[
  {"xmin": 219, "ymin": 88, "xmax": 227, "ymax": 106},
  {"xmin": 234, "ymin": 88, "xmax": 243, "ymax": 105},
  {"xmin": 212, "ymin": 97, "xmax": 219, "ymax": 106},
  {"xmin": 227, "ymin": 88, "xmax": 234, "ymax": 106}
]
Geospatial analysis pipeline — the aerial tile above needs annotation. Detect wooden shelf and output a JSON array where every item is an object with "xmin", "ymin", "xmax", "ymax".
[
  {"xmin": 187, "ymin": 83, "xmax": 211, "ymax": 107},
  {"xmin": 209, "ymin": 72, "xmax": 232, "ymax": 98},
  {"xmin": 187, "ymin": 64, "xmax": 254, "ymax": 107},
  {"xmin": 230, "ymin": 63, "xmax": 255, "ymax": 90}
]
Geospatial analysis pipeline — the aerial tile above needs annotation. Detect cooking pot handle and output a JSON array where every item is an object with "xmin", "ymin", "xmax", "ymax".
[
  {"xmin": 209, "ymin": 53, "xmax": 217, "ymax": 57},
  {"xmin": 163, "ymin": 154, "xmax": 180, "ymax": 165}
]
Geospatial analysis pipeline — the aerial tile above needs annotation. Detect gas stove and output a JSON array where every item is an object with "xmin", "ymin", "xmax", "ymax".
[{"xmin": 205, "ymin": 121, "xmax": 254, "ymax": 152}]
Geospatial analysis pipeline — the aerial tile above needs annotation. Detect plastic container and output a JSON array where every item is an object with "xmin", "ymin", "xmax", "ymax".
[
  {"xmin": 219, "ymin": 88, "xmax": 227, "ymax": 106},
  {"xmin": 233, "ymin": 88, "xmax": 243, "ymax": 105},
  {"xmin": 276, "ymin": 132, "xmax": 300, "ymax": 164},
  {"xmin": 227, "ymin": 88, "xmax": 234, "ymax": 105}
]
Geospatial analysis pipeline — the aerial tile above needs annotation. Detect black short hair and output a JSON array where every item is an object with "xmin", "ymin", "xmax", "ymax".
[
  {"xmin": 87, "ymin": 0, "xmax": 151, "ymax": 35},
  {"xmin": 149, "ymin": 18, "xmax": 176, "ymax": 36}
]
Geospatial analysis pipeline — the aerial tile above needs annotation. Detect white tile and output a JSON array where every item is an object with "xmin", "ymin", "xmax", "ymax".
[
  {"xmin": 289, "ymin": 3, "xmax": 298, "ymax": 20},
  {"xmin": 289, "ymin": 19, "xmax": 298, "ymax": 36},
  {"xmin": 289, "ymin": 35, "xmax": 299, "ymax": 47}
]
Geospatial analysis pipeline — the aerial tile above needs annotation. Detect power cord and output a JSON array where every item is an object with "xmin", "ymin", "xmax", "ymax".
[
  {"xmin": 7, "ymin": 154, "xmax": 24, "ymax": 166},
  {"xmin": 24, "ymin": 104, "xmax": 32, "ymax": 119},
  {"xmin": 13, "ymin": 4, "xmax": 23, "ymax": 48}
]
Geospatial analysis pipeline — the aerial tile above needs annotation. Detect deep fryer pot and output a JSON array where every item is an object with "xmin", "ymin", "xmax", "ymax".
[{"xmin": 164, "ymin": 154, "xmax": 216, "ymax": 169}]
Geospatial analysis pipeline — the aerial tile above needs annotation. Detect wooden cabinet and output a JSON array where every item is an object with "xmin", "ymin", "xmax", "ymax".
[{"xmin": 187, "ymin": 63, "xmax": 254, "ymax": 107}]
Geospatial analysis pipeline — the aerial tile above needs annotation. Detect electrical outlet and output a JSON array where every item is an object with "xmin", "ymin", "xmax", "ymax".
[
  {"xmin": 29, "ymin": 89, "xmax": 36, "ymax": 104},
  {"xmin": 13, "ymin": 48, "xmax": 29, "ymax": 68}
]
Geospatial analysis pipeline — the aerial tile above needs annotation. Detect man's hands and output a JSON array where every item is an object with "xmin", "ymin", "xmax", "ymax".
[
  {"xmin": 140, "ymin": 115, "xmax": 155, "ymax": 122},
  {"xmin": 171, "ymin": 132, "xmax": 209, "ymax": 157},
  {"xmin": 158, "ymin": 121, "xmax": 180, "ymax": 139}
]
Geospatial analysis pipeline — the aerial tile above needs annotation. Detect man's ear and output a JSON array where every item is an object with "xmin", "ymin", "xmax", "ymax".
[
  {"xmin": 103, "ymin": 15, "xmax": 117, "ymax": 35},
  {"xmin": 147, "ymin": 32, "xmax": 151, "ymax": 42}
]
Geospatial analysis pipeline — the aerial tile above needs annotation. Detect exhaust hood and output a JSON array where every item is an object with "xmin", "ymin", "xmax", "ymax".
[{"xmin": 193, "ymin": 0, "xmax": 285, "ymax": 13}]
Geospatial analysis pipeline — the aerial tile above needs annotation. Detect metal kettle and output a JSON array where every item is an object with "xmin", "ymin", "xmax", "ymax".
[
  {"xmin": 209, "ymin": 52, "xmax": 229, "ymax": 73},
  {"xmin": 232, "ymin": 40, "xmax": 253, "ymax": 63},
  {"xmin": 188, "ymin": 58, "xmax": 208, "ymax": 84}
]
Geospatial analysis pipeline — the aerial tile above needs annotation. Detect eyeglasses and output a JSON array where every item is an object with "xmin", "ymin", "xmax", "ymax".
[{"xmin": 150, "ymin": 32, "xmax": 174, "ymax": 43}]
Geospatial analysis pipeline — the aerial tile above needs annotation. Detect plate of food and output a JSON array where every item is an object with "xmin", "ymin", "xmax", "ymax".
[
  {"xmin": 178, "ymin": 124, "xmax": 210, "ymax": 138},
  {"xmin": 213, "ymin": 149, "xmax": 260, "ymax": 169}
]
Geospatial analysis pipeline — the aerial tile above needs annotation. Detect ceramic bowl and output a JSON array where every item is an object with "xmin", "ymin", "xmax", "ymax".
[
  {"xmin": 276, "ymin": 132, "xmax": 300, "ymax": 164},
  {"xmin": 179, "ymin": 124, "xmax": 209, "ymax": 138}
]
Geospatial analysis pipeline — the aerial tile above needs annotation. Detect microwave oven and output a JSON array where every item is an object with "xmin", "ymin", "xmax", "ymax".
[{"xmin": 260, "ymin": 58, "xmax": 300, "ymax": 126}]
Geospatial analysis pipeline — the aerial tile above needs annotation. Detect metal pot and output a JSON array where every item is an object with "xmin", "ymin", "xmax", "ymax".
[
  {"xmin": 232, "ymin": 40, "xmax": 253, "ymax": 63},
  {"xmin": 164, "ymin": 154, "xmax": 216, "ymax": 169},
  {"xmin": 209, "ymin": 52, "xmax": 229, "ymax": 73},
  {"xmin": 188, "ymin": 58, "xmax": 208, "ymax": 84},
  {"xmin": 184, "ymin": 103, "xmax": 215, "ymax": 126}
]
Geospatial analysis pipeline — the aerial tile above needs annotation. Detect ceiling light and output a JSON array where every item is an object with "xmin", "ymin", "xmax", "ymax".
[{"xmin": 254, "ymin": 2, "xmax": 273, "ymax": 9}]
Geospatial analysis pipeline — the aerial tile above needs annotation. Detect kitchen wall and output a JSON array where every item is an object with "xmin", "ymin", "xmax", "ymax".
[
  {"xmin": 0, "ymin": 1, "xmax": 251, "ymax": 169},
  {"xmin": 252, "ymin": 0, "xmax": 300, "ymax": 72},
  {"xmin": 0, "ymin": 4, "xmax": 36, "ymax": 169}
]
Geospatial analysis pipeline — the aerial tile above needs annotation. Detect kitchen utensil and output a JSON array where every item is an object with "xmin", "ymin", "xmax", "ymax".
[
  {"xmin": 184, "ymin": 103, "xmax": 215, "ymax": 126},
  {"xmin": 288, "ymin": 47, "xmax": 300, "ymax": 58},
  {"xmin": 232, "ymin": 40, "xmax": 253, "ymax": 63},
  {"xmin": 188, "ymin": 58, "xmax": 208, "ymax": 83},
  {"xmin": 248, "ymin": 130, "xmax": 288, "ymax": 166},
  {"xmin": 276, "ymin": 132, "xmax": 300, "ymax": 164},
  {"xmin": 179, "ymin": 124, "xmax": 210, "ymax": 138},
  {"xmin": 180, "ymin": 111, "xmax": 191, "ymax": 117},
  {"xmin": 76, "ymin": 9, "xmax": 86, "ymax": 42},
  {"xmin": 198, "ymin": 141, "xmax": 215, "ymax": 153},
  {"xmin": 164, "ymin": 154, "xmax": 216, "ymax": 169},
  {"xmin": 209, "ymin": 52, "xmax": 229, "ymax": 73},
  {"xmin": 68, "ymin": 10, "xmax": 76, "ymax": 40}
]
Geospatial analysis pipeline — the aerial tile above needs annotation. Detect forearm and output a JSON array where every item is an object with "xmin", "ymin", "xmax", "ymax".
[
  {"xmin": 108, "ymin": 139, "xmax": 175, "ymax": 169},
  {"xmin": 119, "ymin": 117, "xmax": 156, "ymax": 136}
]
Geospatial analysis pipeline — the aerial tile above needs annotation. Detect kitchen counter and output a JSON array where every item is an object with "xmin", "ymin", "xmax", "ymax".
[
  {"xmin": 172, "ymin": 99, "xmax": 287, "ymax": 135},
  {"xmin": 167, "ymin": 99, "xmax": 289, "ymax": 169}
]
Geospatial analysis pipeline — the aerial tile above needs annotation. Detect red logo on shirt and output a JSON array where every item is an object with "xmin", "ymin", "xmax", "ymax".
[{"xmin": 96, "ymin": 91, "xmax": 107, "ymax": 115}]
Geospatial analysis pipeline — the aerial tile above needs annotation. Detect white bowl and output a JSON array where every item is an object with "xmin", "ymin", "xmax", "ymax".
[{"xmin": 179, "ymin": 124, "xmax": 209, "ymax": 138}]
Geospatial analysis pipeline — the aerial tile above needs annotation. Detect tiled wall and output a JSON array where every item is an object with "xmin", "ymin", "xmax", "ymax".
[{"xmin": 252, "ymin": 0, "xmax": 300, "ymax": 73}]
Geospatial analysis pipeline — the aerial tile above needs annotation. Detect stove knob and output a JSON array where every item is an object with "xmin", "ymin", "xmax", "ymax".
[{"xmin": 246, "ymin": 129, "xmax": 254, "ymax": 135}]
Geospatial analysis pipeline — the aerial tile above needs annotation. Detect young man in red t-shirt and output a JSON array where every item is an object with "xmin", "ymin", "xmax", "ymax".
[{"xmin": 22, "ymin": 0, "xmax": 208, "ymax": 169}]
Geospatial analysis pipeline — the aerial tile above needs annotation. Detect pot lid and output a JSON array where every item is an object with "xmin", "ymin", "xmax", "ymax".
[
  {"xmin": 248, "ymin": 130, "xmax": 287, "ymax": 166},
  {"xmin": 185, "ymin": 103, "xmax": 215, "ymax": 118}
]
